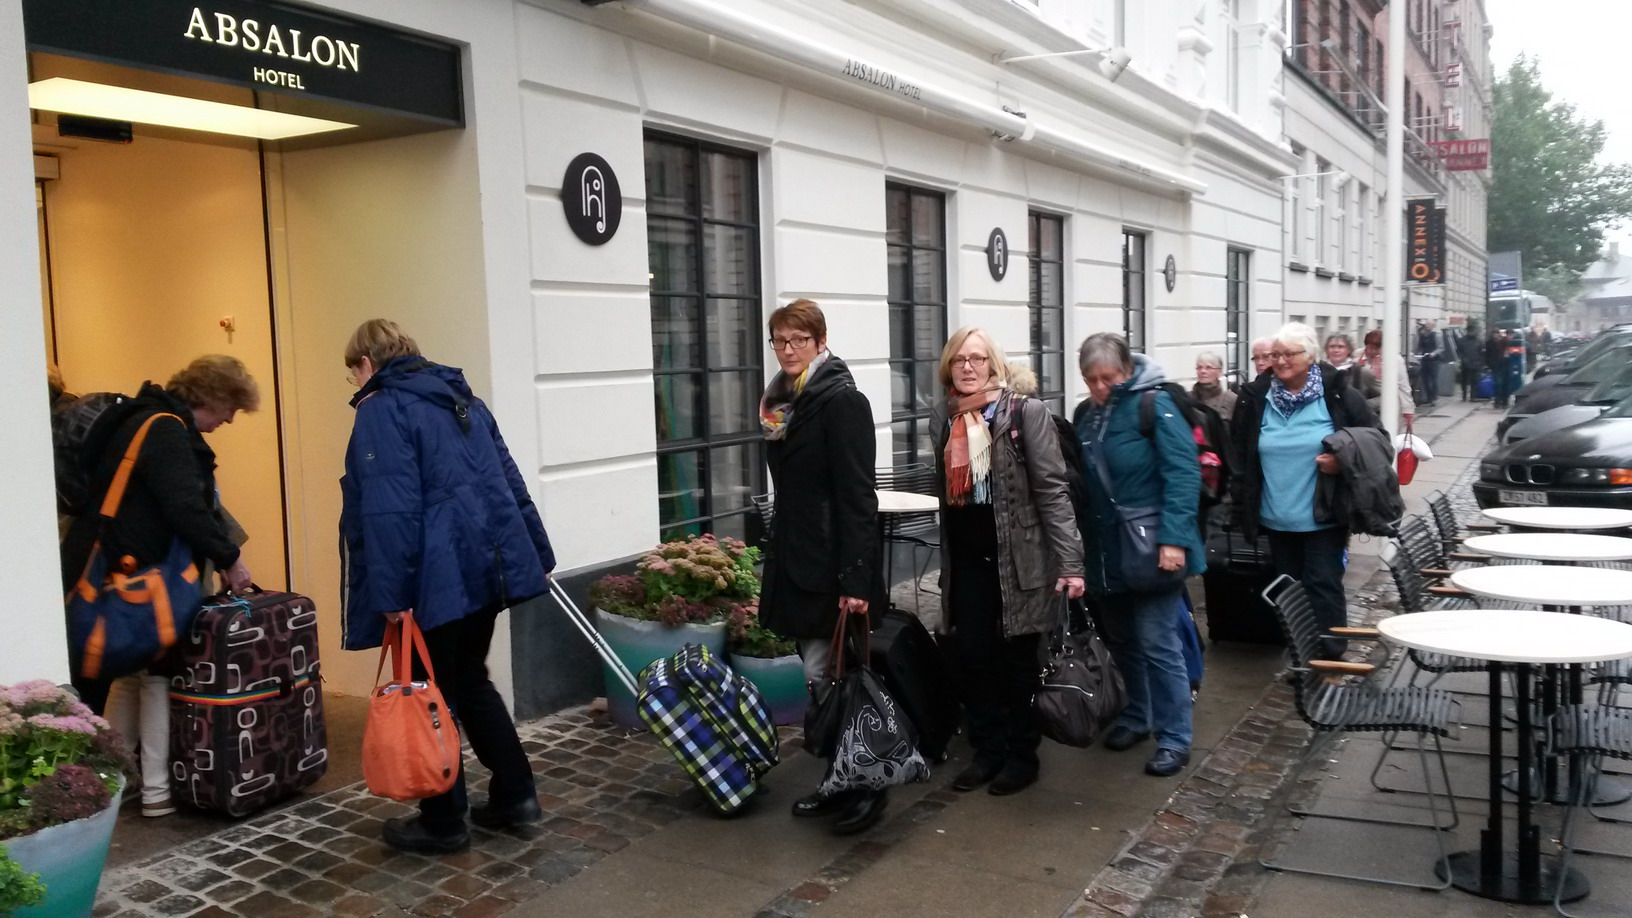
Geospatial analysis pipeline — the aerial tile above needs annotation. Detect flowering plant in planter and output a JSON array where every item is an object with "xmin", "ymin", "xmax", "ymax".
[
  {"xmin": 725, "ymin": 600, "xmax": 797, "ymax": 659},
  {"xmin": 589, "ymin": 534, "xmax": 763, "ymax": 626}
]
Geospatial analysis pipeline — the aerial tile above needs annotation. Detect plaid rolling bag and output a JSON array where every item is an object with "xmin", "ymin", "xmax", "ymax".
[{"xmin": 637, "ymin": 644, "xmax": 778, "ymax": 815}]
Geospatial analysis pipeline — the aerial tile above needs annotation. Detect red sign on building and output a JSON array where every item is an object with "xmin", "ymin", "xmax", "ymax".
[{"xmin": 1429, "ymin": 138, "xmax": 1489, "ymax": 171}]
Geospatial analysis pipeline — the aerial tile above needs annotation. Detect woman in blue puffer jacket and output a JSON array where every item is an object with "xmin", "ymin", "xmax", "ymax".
[{"xmin": 340, "ymin": 319, "xmax": 555, "ymax": 855}]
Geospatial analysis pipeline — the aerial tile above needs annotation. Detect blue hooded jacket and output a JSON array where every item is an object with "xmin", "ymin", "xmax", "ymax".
[
  {"xmin": 1071, "ymin": 354, "xmax": 1206, "ymax": 596},
  {"xmin": 340, "ymin": 357, "xmax": 555, "ymax": 650}
]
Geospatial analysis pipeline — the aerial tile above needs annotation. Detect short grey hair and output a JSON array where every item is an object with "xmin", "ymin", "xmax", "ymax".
[
  {"xmin": 1272, "ymin": 322, "xmax": 1321, "ymax": 362},
  {"xmin": 1195, "ymin": 351, "xmax": 1223, "ymax": 369},
  {"xmin": 1078, "ymin": 332, "xmax": 1134, "ymax": 376},
  {"xmin": 1251, "ymin": 336, "xmax": 1275, "ymax": 353}
]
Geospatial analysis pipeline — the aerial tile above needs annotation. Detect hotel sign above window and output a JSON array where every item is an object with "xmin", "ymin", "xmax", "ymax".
[{"xmin": 23, "ymin": 0, "xmax": 461, "ymax": 125}]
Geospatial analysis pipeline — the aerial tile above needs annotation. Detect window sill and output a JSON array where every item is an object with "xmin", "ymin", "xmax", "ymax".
[
  {"xmin": 1357, "ymin": 276, "xmax": 1373, "ymax": 286},
  {"xmin": 1338, "ymin": 272, "xmax": 1356, "ymax": 283},
  {"xmin": 1314, "ymin": 266, "xmax": 1336, "ymax": 279},
  {"xmin": 1288, "ymin": 261, "xmax": 1311, "ymax": 273}
]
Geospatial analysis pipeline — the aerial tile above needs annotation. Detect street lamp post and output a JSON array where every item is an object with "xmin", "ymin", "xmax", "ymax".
[{"xmin": 1379, "ymin": 0, "xmax": 1407, "ymax": 433}]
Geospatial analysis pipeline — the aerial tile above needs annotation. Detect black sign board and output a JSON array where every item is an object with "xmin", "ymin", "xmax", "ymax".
[
  {"xmin": 1429, "ymin": 206, "xmax": 1448, "ymax": 286},
  {"xmin": 986, "ymin": 228, "xmax": 1008, "ymax": 281},
  {"xmin": 562, "ymin": 153, "xmax": 622, "ymax": 246},
  {"xmin": 1406, "ymin": 198, "xmax": 1443, "ymax": 284},
  {"xmin": 23, "ymin": 0, "xmax": 462, "ymax": 125}
]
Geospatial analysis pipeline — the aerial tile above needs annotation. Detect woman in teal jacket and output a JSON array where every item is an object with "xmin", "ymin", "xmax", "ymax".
[{"xmin": 1071, "ymin": 333, "xmax": 1203, "ymax": 778}]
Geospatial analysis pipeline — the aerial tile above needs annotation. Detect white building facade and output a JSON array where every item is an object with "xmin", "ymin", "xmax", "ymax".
[{"xmin": 1, "ymin": 0, "xmax": 1293, "ymax": 714}]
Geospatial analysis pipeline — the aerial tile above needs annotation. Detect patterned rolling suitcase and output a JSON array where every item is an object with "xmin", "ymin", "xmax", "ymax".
[
  {"xmin": 636, "ymin": 644, "xmax": 778, "ymax": 815},
  {"xmin": 168, "ymin": 589, "xmax": 328, "ymax": 816}
]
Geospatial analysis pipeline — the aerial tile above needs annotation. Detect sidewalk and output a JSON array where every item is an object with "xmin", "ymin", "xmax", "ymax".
[{"xmin": 90, "ymin": 397, "xmax": 1500, "ymax": 918}]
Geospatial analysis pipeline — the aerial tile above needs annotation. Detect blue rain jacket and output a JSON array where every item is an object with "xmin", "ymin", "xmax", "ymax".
[{"xmin": 340, "ymin": 357, "xmax": 555, "ymax": 650}]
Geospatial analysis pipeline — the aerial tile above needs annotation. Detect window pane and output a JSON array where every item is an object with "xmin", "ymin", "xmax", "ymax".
[
  {"xmin": 652, "ymin": 296, "xmax": 700, "ymax": 370},
  {"xmin": 644, "ymin": 139, "xmax": 696, "ymax": 215},
  {"xmin": 912, "ymin": 249, "xmax": 944, "ymax": 304},
  {"xmin": 704, "ymin": 225, "xmax": 756, "ymax": 296},
  {"xmin": 890, "ymin": 361, "xmax": 912, "ymax": 415},
  {"xmin": 1029, "ymin": 306, "xmax": 1043, "ymax": 355},
  {"xmin": 648, "ymin": 218, "xmax": 698, "ymax": 293},
  {"xmin": 710, "ymin": 510, "xmax": 750, "ymax": 545},
  {"xmin": 891, "ymin": 419, "xmax": 915, "ymax": 469},
  {"xmin": 705, "ymin": 297, "xmax": 758, "ymax": 369},
  {"xmin": 889, "ymin": 304, "xmax": 911, "ymax": 359},
  {"xmin": 653, "ymin": 372, "xmax": 703, "ymax": 442},
  {"xmin": 708, "ymin": 443, "xmax": 758, "ymax": 516},
  {"xmin": 911, "ymin": 193, "xmax": 943, "ymax": 247},
  {"xmin": 1041, "ymin": 306, "xmax": 1064, "ymax": 351},
  {"xmin": 701, "ymin": 151, "xmax": 753, "ymax": 223},
  {"xmin": 914, "ymin": 362, "xmax": 938, "ymax": 414},
  {"xmin": 913, "ymin": 306, "xmax": 943, "ymax": 361},
  {"xmin": 657, "ymin": 450, "xmax": 704, "ymax": 528},
  {"xmin": 707, "ymin": 370, "xmax": 760, "ymax": 436},
  {"xmin": 1041, "ymin": 263, "xmax": 1064, "ymax": 308},
  {"xmin": 1043, "ymin": 352, "xmax": 1065, "ymax": 396},
  {"xmin": 1038, "ymin": 215, "xmax": 1062, "ymax": 258},
  {"xmin": 886, "ymin": 187, "xmax": 909, "ymax": 244},
  {"xmin": 888, "ymin": 245, "xmax": 911, "ymax": 302}
]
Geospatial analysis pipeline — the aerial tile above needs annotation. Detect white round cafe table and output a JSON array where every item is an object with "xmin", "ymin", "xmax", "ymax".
[
  {"xmin": 1462, "ymin": 533, "xmax": 1632, "ymax": 564},
  {"xmin": 876, "ymin": 489, "xmax": 938, "ymax": 514},
  {"xmin": 1480, "ymin": 506, "xmax": 1632, "ymax": 531},
  {"xmin": 1378, "ymin": 609, "xmax": 1632, "ymax": 903},
  {"xmin": 1449, "ymin": 565, "xmax": 1632, "ymax": 608}
]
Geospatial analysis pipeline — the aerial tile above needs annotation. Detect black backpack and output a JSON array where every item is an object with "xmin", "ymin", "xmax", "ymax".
[
  {"xmin": 51, "ymin": 392, "xmax": 146, "ymax": 516},
  {"xmin": 1135, "ymin": 383, "xmax": 1232, "ymax": 507},
  {"xmin": 1006, "ymin": 395, "xmax": 1091, "ymax": 523}
]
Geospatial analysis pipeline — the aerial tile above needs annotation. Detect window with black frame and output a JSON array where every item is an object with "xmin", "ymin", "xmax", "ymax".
[
  {"xmin": 1122, "ymin": 229, "xmax": 1147, "ymax": 352},
  {"xmin": 886, "ymin": 183, "xmax": 947, "ymax": 470},
  {"xmin": 645, "ymin": 131, "xmax": 764, "ymax": 543},
  {"xmin": 1226, "ymin": 248, "xmax": 1251, "ymax": 386},
  {"xmin": 1028, "ymin": 211, "xmax": 1066, "ymax": 414}
]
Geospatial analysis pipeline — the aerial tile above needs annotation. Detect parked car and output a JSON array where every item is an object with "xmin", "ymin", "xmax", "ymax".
[
  {"xmin": 1474, "ymin": 402, "xmax": 1632, "ymax": 510},
  {"xmin": 1503, "ymin": 366, "xmax": 1632, "ymax": 444},
  {"xmin": 1498, "ymin": 341, "xmax": 1632, "ymax": 440},
  {"xmin": 1526, "ymin": 325, "xmax": 1632, "ymax": 383}
]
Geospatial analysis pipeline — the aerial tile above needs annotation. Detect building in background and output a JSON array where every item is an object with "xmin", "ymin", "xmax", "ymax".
[
  {"xmin": 1281, "ymin": 0, "xmax": 1492, "ymax": 356},
  {"xmin": 1574, "ymin": 242, "xmax": 1632, "ymax": 331}
]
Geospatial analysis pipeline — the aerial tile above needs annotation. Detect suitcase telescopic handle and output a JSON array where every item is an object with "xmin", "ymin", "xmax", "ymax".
[{"xmin": 549, "ymin": 580, "xmax": 640, "ymax": 697}]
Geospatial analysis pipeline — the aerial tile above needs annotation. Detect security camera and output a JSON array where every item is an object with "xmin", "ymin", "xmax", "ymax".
[{"xmin": 1099, "ymin": 47, "xmax": 1132, "ymax": 83}]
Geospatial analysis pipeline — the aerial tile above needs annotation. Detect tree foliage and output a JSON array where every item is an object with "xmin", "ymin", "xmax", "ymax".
[{"xmin": 1489, "ymin": 56, "xmax": 1632, "ymax": 279}]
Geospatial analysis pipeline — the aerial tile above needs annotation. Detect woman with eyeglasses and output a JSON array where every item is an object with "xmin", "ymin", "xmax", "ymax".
[
  {"xmin": 931, "ymin": 326, "xmax": 1085, "ymax": 796},
  {"xmin": 756, "ymin": 299, "xmax": 886, "ymax": 834},
  {"xmin": 1230, "ymin": 322, "xmax": 1380, "ymax": 658}
]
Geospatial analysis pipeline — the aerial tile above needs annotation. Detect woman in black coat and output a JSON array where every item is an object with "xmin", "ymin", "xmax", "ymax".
[{"xmin": 757, "ymin": 299, "xmax": 883, "ymax": 834}]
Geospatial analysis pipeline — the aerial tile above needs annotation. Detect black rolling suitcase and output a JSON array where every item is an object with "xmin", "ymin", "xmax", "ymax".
[
  {"xmin": 1201, "ymin": 529, "xmax": 1286, "ymax": 646},
  {"xmin": 868, "ymin": 608, "xmax": 960, "ymax": 761}
]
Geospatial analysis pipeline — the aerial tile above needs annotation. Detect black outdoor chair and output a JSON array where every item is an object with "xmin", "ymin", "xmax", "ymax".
[
  {"xmin": 876, "ymin": 463, "xmax": 940, "ymax": 600},
  {"xmin": 1425, "ymin": 490, "xmax": 1501, "ymax": 546},
  {"xmin": 1258, "ymin": 574, "xmax": 1459, "ymax": 891},
  {"xmin": 1549, "ymin": 704, "xmax": 1632, "ymax": 916}
]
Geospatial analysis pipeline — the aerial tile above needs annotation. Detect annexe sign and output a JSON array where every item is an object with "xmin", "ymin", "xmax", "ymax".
[
  {"xmin": 23, "ymin": 0, "xmax": 461, "ymax": 125},
  {"xmin": 1428, "ymin": 138, "xmax": 1489, "ymax": 172},
  {"xmin": 1406, "ymin": 198, "xmax": 1444, "ymax": 284}
]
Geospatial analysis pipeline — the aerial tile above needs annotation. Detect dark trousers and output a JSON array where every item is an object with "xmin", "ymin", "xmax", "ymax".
[
  {"xmin": 945, "ymin": 505, "xmax": 1042, "ymax": 774},
  {"xmin": 1459, "ymin": 365, "xmax": 1481, "ymax": 400},
  {"xmin": 1265, "ymin": 526, "xmax": 1349, "ymax": 656},
  {"xmin": 1418, "ymin": 358, "xmax": 1439, "ymax": 403},
  {"xmin": 415, "ymin": 606, "xmax": 536, "ymax": 832}
]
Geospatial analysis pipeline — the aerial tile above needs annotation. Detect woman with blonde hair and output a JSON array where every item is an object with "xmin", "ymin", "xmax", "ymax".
[{"xmin": 932, "ymin": 326, "xmax": 1084, "ymax": 797}]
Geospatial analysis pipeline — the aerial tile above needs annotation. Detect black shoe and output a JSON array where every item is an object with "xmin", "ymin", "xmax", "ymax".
[
  {"xmin": 987, "ymin": 765, "xmax": 1038, "ymax": 796},
  {"xmin": 1145, "ymin": 748, "xmax": 1190, "ymax": 778},
  {"xmin": 951, "ymin": 761, "xmax": 1003, "ymax": 792},
  {"xmin": 1103, "ymin": 726, "xmax": 1151, "ymax": 752},
  {"xmin": 382, "ymin": 816, "xmax": 470, "ymax": 854},
  {"xmin": 470, "ymin": 794, "xmax": 543, "ymax": 829},
  {"xmin": 832, "ymin": 790, "xmax": 887, "ymax": 835},
  {"xmin": 791, "ymin": 789, "xmax": 856, "ymax": 818}
]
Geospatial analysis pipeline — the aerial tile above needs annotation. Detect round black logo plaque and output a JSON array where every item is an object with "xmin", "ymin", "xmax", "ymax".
[
  {"xmin": 986, "ymin": 228, "xmax": 1009, "ymax": 281},
  {"xmin": 562, "ymin": 152, "xmax": 621, "ymax": 246}
]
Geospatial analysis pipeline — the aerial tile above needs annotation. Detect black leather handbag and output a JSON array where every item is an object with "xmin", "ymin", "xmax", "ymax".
[{"xmin": 1035, "ymin": 602, "xmax": 1127, "ymax": 748}]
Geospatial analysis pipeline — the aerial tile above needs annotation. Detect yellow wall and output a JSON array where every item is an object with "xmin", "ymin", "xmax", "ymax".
[{"xmin": 39, "ymin": 127, "xmax": 288, "ymax": 591}]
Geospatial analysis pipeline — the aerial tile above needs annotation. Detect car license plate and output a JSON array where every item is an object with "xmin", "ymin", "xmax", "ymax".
[{"xmin": 1498, "ymin": 489, "xmax": 1548, "ymax": 506}]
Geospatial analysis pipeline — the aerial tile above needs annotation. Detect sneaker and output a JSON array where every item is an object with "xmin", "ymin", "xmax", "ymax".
[{"xmin": 141, "ymin": 799, "xmax": 176, "ymax": 818}]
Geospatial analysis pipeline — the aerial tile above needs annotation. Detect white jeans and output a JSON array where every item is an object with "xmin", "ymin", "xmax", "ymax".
[{"xmin": 104, "ymin": 672, "xmax": 170, "ymax": 805}]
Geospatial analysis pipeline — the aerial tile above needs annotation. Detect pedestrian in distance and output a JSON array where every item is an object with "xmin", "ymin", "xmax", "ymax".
[
  {"xmin": 1191, "ymin": 351, "xmax": 1237, "ymax": 421},
  {"xmin": 1230, "ymin": 323, "xmax": 1381, "ymax": 659},
  {"xmin": 755, "ymin": 299, "xmax": 887, "ymax": 835},
  {"xmin": 930, "ymin": 326, "xmax": 1085, "ymax": 796},
  {"xmin": 340, "ymin": 319, "xmax": 556, "ymax": 854},
  {"xmin": 1358, "ymin": 328, "xmax": 1414, "ymax": 422},
  {"xmin": 60, "ymin": 355, "xmax": 260, "ymax": 818},
  {"xmin": 1415, "ymin": 320, "xmax": 1441, "ymax": 405},
  {"xmin": 1250, "ymin": 337, "xmax": 1276, "ymax": 380},
  {"xmin": 1324, "ymin": 333, "xmax": 1378, "ymax": 402},
  {"xmin": 1072, "ymin": 333, "xmax": 1202, "ymax": 778},
  {"xmin": 1457, "ymin": 321, "xmax": 1487, "ymax": 401}
]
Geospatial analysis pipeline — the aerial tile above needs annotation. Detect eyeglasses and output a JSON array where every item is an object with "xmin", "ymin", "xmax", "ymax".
[
  {"xmin": 768, "ymin": 334, "xmax": 815, "ymax": 351},
  {"xmin": 950, "ymin": 355, "xmax": 990, "ymax": 369},
  {"xmin": 1267, "ymin": 349, "xmax": 1307, "ymax": 362},
  {"xmin": 345, "ymin": 367, "xmax": 361, "ymax": 387}
]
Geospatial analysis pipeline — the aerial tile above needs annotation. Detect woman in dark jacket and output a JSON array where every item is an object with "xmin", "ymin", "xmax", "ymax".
[
  {"xmin": 1072, "ymin": 333, "xmax": 1203, "ymax": 778},
  {"xmin": 341, "ymin": 319, "xmax": 555, "ymax": 855},
  {"xmin": 1230, "ymin": 322, "xmax": 1380, "ymax": 658},
  {"xmin": 758, "ymin": 299, "xmax": 883, "ymax": 834},
  {"xmin": 933, "ymin": 327, "xmax": 1085, "ymax": 797}
]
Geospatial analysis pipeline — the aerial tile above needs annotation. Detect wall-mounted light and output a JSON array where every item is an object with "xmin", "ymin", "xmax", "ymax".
[
  {"xmin": 28, "ymin": 78, "xmax": 356, "ymax": 141},
  {"xmin": 999, "ymin": 46, "xmax": 1133, "ymax": 83}
]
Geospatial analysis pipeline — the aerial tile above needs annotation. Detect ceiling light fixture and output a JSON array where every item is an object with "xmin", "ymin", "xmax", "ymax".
[{"xmin": 27, "ymin": 78, "xmax": 356, "ymax": 141}]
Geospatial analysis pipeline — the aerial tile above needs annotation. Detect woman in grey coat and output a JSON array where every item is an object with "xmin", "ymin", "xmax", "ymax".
[{"xmin": 931, "ymin": 326, "xmax": 1085, "ymax": 796}]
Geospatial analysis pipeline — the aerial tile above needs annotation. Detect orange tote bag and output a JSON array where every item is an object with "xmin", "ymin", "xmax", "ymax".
[{"xmin": 361, "ymin": 613, "xmax": 462, "ymax": 801}]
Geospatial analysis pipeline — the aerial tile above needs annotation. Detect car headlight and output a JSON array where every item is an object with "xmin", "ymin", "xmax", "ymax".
[
  {"xmin": 1563, "ymin": 468, "xmax": 1608, "ymax": 484},
  {"xmin": 1479, "ymin": 463, "xmax": 1501, "ymax": 481}
]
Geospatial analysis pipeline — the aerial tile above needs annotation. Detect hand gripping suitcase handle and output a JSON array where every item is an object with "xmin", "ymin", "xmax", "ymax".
[{"xmin": 549, "ymin": 580, "xmax": 640, "ymax": 697}]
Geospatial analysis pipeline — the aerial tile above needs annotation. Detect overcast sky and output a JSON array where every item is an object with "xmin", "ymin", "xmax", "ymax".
[{"xmin": 1484, "ymin": 0, "xmax": 1632, "ymax": 249}]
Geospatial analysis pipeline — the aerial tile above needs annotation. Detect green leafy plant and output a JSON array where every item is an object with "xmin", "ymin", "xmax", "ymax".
[
  {"xmin": 590, "ymin": 534, "xmax": 763, "ymax": 627},
  {"xmin": 0, "ymin": 848, "xmax": 45, "ymax": 916},
  {"xmin": 0, "ymin": 681, "xmax": 133, "ymax": 841},
  {"xmin": 724, "ymin": 599, "xmax": 797, "ymax": 659}
]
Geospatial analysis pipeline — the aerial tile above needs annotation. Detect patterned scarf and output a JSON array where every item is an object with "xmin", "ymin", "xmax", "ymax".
[
  {"xmin": 944, "ymin": 388, "xmax": 1004, "ymax": 506},
  {"xmin": 1269, "ymin": 365, "xmax": 1325, "ymax": 418},
  {"xmin": 759, "ymin": 349, "xmax": 832, "ymax": 440}
]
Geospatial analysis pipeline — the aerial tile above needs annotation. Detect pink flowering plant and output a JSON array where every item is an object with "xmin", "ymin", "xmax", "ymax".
[
  {"xmin": 725, "ymin": 599, "xmax": 797, "ymax": 659},
  {"xmin": 590, "ymin": 534, "xmax": 766, "ymax": 628},
  {"xmin": 0, "ymin": 680, "xmax": 134, "ymax": 840}
]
